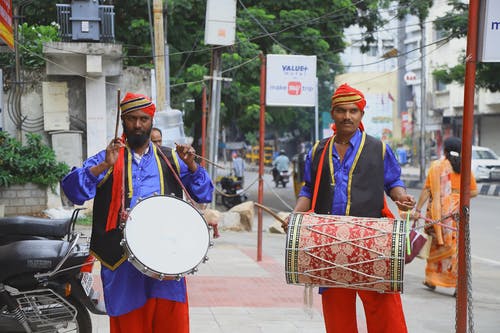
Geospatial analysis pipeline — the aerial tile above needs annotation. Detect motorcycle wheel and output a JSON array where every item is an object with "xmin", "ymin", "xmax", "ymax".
[
  {"xmin": 59, "ymin": 296, "xmax": 92, "ymax": 333},
  {"xmin": 221, "ymin": 195, "xmax": 234, "ymax": 209}
]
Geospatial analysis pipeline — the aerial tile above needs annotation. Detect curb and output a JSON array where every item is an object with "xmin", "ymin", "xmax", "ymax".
[{"xmin": 477, "ymin": 183, "xmax": 500, "ymax": 196}]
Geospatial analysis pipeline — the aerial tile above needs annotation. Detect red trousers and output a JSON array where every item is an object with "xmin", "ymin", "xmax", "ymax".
[
  {"xmin": 322, "ymin": 288, "xmax": 407, "ymax": 333},
  {"xmin": 110, "ymin": 298, "xmax": 189, "ymax": 333}
]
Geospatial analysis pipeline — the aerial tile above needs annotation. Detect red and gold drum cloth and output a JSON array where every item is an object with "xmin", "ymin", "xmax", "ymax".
[{"xmin": 285, "ymin": 213, "xmax": 406, "ymax": 292}]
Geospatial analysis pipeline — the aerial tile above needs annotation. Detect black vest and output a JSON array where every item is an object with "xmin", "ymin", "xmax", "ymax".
[
  {"xmin": 90, "ymin": 146, "xmax": 183, "ymax": 270},
  {"xmin": 311, "ymin": 133, "xmax": 385, "ymax": 218}
]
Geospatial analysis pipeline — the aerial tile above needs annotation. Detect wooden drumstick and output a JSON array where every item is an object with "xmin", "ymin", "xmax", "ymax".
[
  {"xmin": 114, "ymin": 89, "xmax": 121, "ymax": 140},
  {"xmin": 174, "ymin": 142, "xmax": 225, "ymax": 169},
  {"xmin": 254, "ymin": 202, "xmax": 288, "ymax": 225}
]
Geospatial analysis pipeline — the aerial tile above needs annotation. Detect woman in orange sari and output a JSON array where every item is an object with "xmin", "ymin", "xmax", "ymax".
[{"xmin": 413, "ymin": 136, "xmax": 477, "ymax": 294}]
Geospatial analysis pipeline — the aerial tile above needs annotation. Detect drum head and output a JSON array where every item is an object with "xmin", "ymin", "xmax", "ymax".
[{"xmin": 124, "ymin": 195, "xmax": 210, "ymax": 276}]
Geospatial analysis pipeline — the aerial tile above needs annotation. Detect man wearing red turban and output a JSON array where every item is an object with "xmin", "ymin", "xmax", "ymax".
[
  {"xmin": 289, "ymin": 83, "xmax": 415, "ymax": 332},
  {"xmin": 61, "ymin": 92, "xmax": 214, "ymax": 333}
]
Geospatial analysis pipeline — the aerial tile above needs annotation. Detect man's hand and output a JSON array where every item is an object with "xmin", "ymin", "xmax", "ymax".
[
  {"xmin": 90, "ymin": 138, "xmax": 125, "ymax": 177},
  {"xmin": 175, "ymin": 143, "xmax": 198, "ymax": 172},
  {"xmin": 281, "ymin": 214, "xmax": 291, "ymax": 233},
  {"xmin": 390, "ymin": 186, "xmax": 416, "ymax": 212},
  {"xmin": 394, "ymin": 194, "xmax": 416, "ymax": 212}
]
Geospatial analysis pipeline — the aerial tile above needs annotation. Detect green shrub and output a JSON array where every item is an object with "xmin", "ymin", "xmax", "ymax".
[{"xmin": 0, "ymin": 131, "xmax": 69, "ymax": 189}]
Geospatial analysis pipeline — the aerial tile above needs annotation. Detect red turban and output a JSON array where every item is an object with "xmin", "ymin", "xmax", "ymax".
[
  {"xmin": 331, "ymin": 83, "xmax": 366, "ymax": 112},
  {"xmin": 106, "ymin": 92, "xmax": 156, "ymax": 232},
  {"xmin": 330, "ymin": 83, "xmax": 366, "ymax": 132},
  {"xmin": 120, "ymin": 92, "xmax": 156, "ymax": 117}
]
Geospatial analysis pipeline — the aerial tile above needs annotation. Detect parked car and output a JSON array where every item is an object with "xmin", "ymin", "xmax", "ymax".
[{"xmin": 471, "ymin": 146, "xmax": 500, "ymax": 181}]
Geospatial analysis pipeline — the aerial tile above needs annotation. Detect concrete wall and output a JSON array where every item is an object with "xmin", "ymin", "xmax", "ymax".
[
  {"xmin": 1, "ymin": 66, "xmax": 152, "ymax": 161},
  {"xmin": 0, "ymin": 183, "xmax": 47, "ymax": 216}
]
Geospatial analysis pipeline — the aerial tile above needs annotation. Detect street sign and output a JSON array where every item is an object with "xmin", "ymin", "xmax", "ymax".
[
  {"xmin": 404, "ymin": 71, "xmax": 418, "ymax": 85},
  {"xmin": 265, "ymin": 54, "xmax": 317, "ymax": 107},
  {"xmin": 0, "ymin": 0, "xmax": 13, "ymax": 50}
]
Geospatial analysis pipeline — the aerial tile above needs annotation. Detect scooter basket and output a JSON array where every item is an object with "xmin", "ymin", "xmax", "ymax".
[{"xmin": 14, "ymin": 288, "xmax": 76, "ymax": 332}]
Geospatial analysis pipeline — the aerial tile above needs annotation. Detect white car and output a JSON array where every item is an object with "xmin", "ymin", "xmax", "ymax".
[{"xmin": 471, "ymin": 146, "xmax": 500, "ymax": 181}]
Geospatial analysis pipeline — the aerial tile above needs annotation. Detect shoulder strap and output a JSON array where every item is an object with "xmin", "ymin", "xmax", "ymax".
[{"xmin": 309, "ymin": 136, "xmax": 332, "ymax": 212}]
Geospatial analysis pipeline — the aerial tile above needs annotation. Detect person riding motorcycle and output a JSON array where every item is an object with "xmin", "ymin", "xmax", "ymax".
[{"xmin": 272, "ymin": 149, "xmax": 290, "ymax": 184}]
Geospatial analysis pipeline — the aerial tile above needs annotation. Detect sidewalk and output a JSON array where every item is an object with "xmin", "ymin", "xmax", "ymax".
[{"xmin": 89, "ymin": 213, "xmax": 500, "ymax": 333}]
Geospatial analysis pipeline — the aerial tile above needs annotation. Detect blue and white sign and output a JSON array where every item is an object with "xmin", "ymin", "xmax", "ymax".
[
  {"xmin": 479, "ymin": 0, "xmax": 500, "ymax": 62},
  {"xmin": 266, "ymin": 54, "xmax": 317, "ymax": 107}
]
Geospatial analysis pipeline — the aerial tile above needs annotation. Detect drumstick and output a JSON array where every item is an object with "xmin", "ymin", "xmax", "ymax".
[
  {"xmin": 174, "ymin": 142, "xmax": 225, "ymax": 169},
  {"xmin": 114, "ymin": 89, "xmax": 121, "ymax": 140},
  {"xmin": 254, "ymin": 202, "xmax": 288, "ymax": 225}
]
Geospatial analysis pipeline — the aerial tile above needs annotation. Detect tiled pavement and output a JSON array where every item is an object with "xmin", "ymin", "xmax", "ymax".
[{"xmin": 89, "ymin": 223, "xmax": 500, "ymax": 333}]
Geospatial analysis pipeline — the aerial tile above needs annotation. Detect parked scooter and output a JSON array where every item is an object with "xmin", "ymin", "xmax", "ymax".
[
  {"xmin": 219, "ymin": 176, "xmax": 247, "ymax": 209},
  {"xmin": 0, "ymin": 209, "xmax": 105, "ymax": 333},
  {"xmin": 272, "ymin": 167, "xmax": 290, "ymax": 188}
]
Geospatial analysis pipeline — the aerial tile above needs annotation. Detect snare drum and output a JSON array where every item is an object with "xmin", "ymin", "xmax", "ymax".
[
  {"xmin": 285, "ymin": 213, "xmax": 406, "ymax": 292},
  {"xmin": 122, "ymin": 195, "xmax": 210, "ymax": 280}
]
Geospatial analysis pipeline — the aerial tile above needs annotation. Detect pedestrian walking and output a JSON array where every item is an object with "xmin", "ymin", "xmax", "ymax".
[{"xmin": 412, "ymin": 136, "xmax": 477, "ymax": 295}]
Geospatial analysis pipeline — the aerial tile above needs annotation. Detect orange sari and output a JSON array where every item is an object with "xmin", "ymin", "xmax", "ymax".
[{"xmin": 423, "ymin": 158, "xmax": 477, "ymax": 288}]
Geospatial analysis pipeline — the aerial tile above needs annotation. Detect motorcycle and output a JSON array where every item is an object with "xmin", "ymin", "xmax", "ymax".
[
  {"xmin": 219, "ymin": 176, "xmax": 247, "ymax": 209},
  {"xmin": 272, "ymin": 167, "xmax": 290, "ymax": 188},
  {"xmin": 0, "ymin": 209, "xmax": 105, "ymax": 333}
]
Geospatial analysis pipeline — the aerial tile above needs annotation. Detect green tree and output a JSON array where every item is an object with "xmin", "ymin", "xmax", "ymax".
[
  {"xmin": 18, "ymin": 0, "xmax": 395, "ymax": 143},
  {"xmin": 432, "ymin": 0, "xmax": 500, "ymax": 92}
]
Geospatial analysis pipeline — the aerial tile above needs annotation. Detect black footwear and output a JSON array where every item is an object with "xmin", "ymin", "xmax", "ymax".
[{"xmin": 423, "ymin": 281, "xmax": 436, "ymax": 290}]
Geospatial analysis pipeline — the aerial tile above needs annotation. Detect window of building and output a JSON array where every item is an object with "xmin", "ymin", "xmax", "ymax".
[{"xmin": 435, "ymin": 79, "xmax": 447, "ymax": 92}]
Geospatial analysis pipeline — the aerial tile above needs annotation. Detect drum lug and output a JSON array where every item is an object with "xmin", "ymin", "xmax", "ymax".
[
  {"xmin": 120, "ymin": 239, "xmax": 126, "ymax": 246},
  {"xmin": 209, "ymin": 241, "xmax": 214, "ymax": 248},
  {"xmin": 159, "ymin": 273, "xmax": 165, "ymax": 280},
  {"xmin": 142, "ymin": 266, "xmax": 149, "ymax": 273},
  {"xmin": 127, "ymin": 254, "xmax": 135, "ymax": 261},
  {"xmin": 208, "ymin": 225, "xmax": 213, "ymax": 230},
  {"xmin": 175, "ymin": 274, "xmax": 182, "ymax": 281},
  {"xmin": 190, "ymin": 267, "xmax": 198, "ymax": 275},
  {"xmin": 203, "ymin": 256, "xmax": 209, "ymax": 263}
]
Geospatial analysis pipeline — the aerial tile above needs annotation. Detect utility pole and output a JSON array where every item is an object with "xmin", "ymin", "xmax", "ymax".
[
  {"xmin": 153, "ymin": 0, "xmax": 166, "ymax": 111},
  {"xmin": 419, "ymin": 21, "xmax": 427, "ymax": 182},
  {"xmin": 152, "ymin": 0, "xmax": 186, "ymax": 148},
  {"xmin": 206, "ymin": 48, "xmax": 223, "ymax": 184}
]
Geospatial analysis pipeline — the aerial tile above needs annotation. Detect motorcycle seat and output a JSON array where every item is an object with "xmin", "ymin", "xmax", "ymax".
[
  {"xmin": 0, "ymin": 239, "xmax": 71, "ymax": 282},
  {"xmin": 0, "ymin": 216, "xmax": 71, "ymax": 238}
]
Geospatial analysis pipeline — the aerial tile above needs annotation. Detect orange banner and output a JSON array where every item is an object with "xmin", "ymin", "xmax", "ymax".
[{"xmin": 0, "ymin": 0, "xmax": 13, "ymax": 50}]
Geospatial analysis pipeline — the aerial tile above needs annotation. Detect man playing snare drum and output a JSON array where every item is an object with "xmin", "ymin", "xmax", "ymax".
[
  {"xmin": 289, "ymin": 83, "xmax": 415, "ymax": 333},
  {"xmin": 61, "ymin": 92, "xmax": 213, "ymax": 333}
]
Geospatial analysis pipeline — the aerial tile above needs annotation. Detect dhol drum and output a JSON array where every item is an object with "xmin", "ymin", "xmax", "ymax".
[
  {"xmin": 122, "ymin": 195, "xmax": 211, "ymax": 280},
  {"xmin": 285, "ymin": 213, "xmax": 406, "ymax": 292}
]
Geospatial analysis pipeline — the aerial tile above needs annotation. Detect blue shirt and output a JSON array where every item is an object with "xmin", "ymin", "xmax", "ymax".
[
  {"xmin": 232, "ymin": 156, "xmax": 245, "ymax": 178},
  {"xmin": 298, "ymin": 130, "xmax": 405, "ymax": 215},
  {"xmin": 61, "ymin": 143, "xmax": 213, "ymax": 316}
]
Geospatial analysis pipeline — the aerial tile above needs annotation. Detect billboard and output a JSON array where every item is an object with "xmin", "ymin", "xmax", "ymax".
[
  {"xmin": 479, "ymin": 0, "xmax": 500, "ymax": 62},
  {"xmin": 266, "ymin": 54, "xmax": 317, "ymax": 107},
  {"xmin": 363, "ymin": 93, "xmax": 394, "ymax": 141},
  {"xmin": 0, "ymin": 0, "xmax": 13, "ymax": 50}
]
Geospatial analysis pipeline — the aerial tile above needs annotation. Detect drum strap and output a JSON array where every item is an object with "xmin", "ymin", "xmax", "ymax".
[
  {"xmin": 155, "ymin": 146, "xmax": 196, "ymax": 206},
  {"xmin": 309, "ymin": 136, "xmax": 332, "ymax": 213}
]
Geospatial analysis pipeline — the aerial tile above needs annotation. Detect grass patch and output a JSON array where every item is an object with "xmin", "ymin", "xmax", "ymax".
[{"xmin": 77, "ymin": 216, "xmax": 93, "ymax": 226}]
